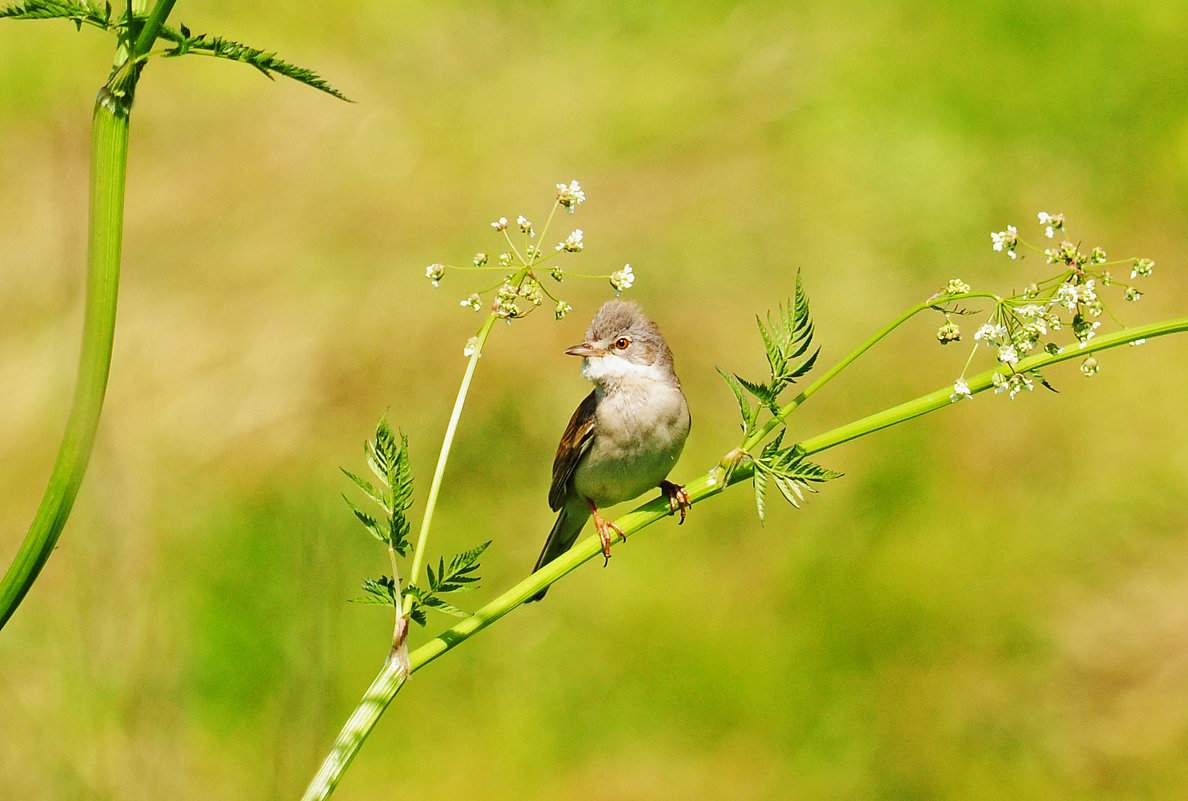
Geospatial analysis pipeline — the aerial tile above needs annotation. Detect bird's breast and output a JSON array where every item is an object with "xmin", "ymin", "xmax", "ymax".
[{"xmin": 571, "ymin": 381, "xmax": 690, "ymax": 506}]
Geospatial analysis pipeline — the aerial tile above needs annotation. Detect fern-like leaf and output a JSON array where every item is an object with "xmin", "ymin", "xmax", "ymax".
[
  {"xmin": 716, "ymin": 367, "xmax": 755, "ymax": 431},
  {"xmin": 428, "ymin": 541, "xmax": 490, "ymax": 594},
  {"xmin": 1, "ymin": 2, "xmax": 351, "ymax": 101},
  {"xmin": 155, "ymin": 26, "xmax": 352, "ymax": 101},
  {"xmin": 343, "ymin": 419, "xmax": 415, "ymax": 555},
  {"xmin": 749, "ymin": 433, "xmax": 841, "ymax": 517},
  {"xmin": 351, "ymin": 576, "xmax": 398, "ymax": 606},
  {"xmin": 0, "ymin": 0, "xmax": 112, "ymax": 29}
]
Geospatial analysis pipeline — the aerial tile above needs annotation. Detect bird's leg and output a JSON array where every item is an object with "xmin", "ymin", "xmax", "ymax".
[
  {"xmin": 659, "ymin": 480, "xmax": 691, "ymax": 524},
  {"xmin": 586, "ymin": 497, "xmax": 625, "ymax": 566}
]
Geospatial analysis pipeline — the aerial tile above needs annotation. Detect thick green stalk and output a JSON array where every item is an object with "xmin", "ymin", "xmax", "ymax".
[{"xmin": 0, "ymin": 92, "xmax": 130, "ymax": 630}]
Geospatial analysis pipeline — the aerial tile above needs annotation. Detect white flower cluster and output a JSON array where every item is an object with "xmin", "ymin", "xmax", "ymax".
[
  {"xmin": 556, "ymin": 180, "xmax": 585, "ymax": 211},
  {"xmin": 948, "ymin": 213, "xmax": 1156, "ymax": 400},
  {"xmin": 610, "ymin": 264, "xmax": 634, "ymax": 293}
]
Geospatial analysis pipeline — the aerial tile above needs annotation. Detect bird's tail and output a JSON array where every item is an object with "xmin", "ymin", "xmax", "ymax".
[{"xmin": 527, "ymin": 504, "xmax": 589, "ymax": 602}]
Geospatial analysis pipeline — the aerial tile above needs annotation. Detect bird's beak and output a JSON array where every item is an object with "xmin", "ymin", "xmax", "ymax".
[{"xmin": 564, "ymin": 342, "xmax": 604, "ymax": 358}]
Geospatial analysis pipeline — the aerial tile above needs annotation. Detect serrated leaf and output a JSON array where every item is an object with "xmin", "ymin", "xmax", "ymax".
[
  {"xmin": 340, "ymin": 467, "xmax": 388, "ymax": 512},
  {"xmin": 716, "ymin": 367, "xmax": 754, "ymax": 430},
  {"xmin": 736, "ymin": 375, "xmax": 778, "ymax": 409},
  {"xmin": 753, "ymin": 467, "xmax": 768, "ymax": 522},
  {"xmin": 772, "ymin": 475, "xmax": 806, "ymax": 508},
  {"xmin": 418, "ymin": 595, "xmax": 468, "ymax": 618},
  {"xmin": 342, "ymin": 495, "xmax": 387, "ymax": 543},
  {"xmin": 351, "ymin": 576, "xmax": 398, "ymax": 606},
  {"xmin": 1, "ymin": 0, "xmax": 116, "ymax": 29},
  {"xmin": 154, "ymin": 24, "xmax": 352, "ymax": 101},
  {"xmin": 428, "ymin": 541, "xmax": 490, "ymax": 594}
]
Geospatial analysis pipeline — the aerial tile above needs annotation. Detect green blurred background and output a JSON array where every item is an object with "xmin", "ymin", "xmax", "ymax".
[{"xmin": 3, "ymin": 1, "xmax": 1188, "ymax": 798}]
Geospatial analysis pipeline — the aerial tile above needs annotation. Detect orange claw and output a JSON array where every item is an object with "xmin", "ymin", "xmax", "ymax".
[
  {"xmin": 587, "ymin": 498, "xmax": 626, "ymax": 566},
  {"xmin": 660, "ymin": 480, "xmax": 691, "ymax": 524}
]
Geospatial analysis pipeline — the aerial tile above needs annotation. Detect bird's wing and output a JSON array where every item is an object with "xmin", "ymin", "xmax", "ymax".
[{"xmin": 549, "ymin": 390, "xmax": 597, "ymax": 511}]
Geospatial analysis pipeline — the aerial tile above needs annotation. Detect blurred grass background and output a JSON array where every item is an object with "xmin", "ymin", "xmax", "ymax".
[{"xmin": 2, "ymin": 0, "xmax": 1188, "ymax": 798}]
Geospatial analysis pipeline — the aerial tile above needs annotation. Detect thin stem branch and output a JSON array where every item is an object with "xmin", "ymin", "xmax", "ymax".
[
  {"xmin": 405, "ymin": 313, "xmax": 500, "ymax": 594},
  {"xmin": 743, "ymin": 292, "xmax": 997, "ymax": 452}
]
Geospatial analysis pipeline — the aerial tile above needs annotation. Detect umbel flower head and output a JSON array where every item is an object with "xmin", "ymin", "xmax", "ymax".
[
  {"xmin": 421, "ymin": 180, "xmax": 643, "ymax": 352},
  {"xmin": 944, "ymin": 212, "xmax": 1156, "ymax": 400}
]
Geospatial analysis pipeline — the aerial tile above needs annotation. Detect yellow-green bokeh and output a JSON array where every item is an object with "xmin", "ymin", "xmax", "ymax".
[{"xmin": 2, "ymin": 1, "xmax": 1188, "ymax": 799}]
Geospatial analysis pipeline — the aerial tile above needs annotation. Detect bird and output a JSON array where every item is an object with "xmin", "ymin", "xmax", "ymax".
[{"xmin": 529, "ymin": 299, "xmax": 691, "ymax": 601}]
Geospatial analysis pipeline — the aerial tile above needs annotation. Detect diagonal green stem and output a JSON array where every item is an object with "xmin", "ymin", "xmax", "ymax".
[
  {"xmin": 302, "ymin": 314, "xmax": 1187, "ymax": 800},
  {"xmin": 406, "ymin": 313, "xmax": 500, "ymax": 594},
  {"xmin": 742, "ymin": 292, "xmax": 996, "ymax": 452},
  {"xmin": 0, "ymin": 91, "xmax": 130, "ymax": 630}
]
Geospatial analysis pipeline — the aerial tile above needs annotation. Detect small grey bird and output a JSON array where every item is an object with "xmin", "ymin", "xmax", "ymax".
[{"xmin": 529, "ymin": 300, "xmax": 691, "ymax": 601}]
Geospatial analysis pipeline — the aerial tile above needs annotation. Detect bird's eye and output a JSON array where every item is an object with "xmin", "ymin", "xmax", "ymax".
[{"xmin": 614, "ymin": 336, "xmax": 631, "ymax": 350}]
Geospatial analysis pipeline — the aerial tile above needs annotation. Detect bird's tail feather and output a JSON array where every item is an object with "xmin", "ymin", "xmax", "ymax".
[{"xmin": 527, "ymin": 504, "xmax": 588, "ymax": 602}]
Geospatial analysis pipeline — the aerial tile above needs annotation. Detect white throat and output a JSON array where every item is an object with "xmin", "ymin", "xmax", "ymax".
[{"xmin": 581, "ymin": 353, "xmax": 672, "ymax": 389}]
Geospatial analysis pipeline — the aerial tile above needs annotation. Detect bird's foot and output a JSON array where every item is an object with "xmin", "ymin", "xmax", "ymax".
[
  {"xmin": 588, "ymin": 503, "xmax": 625, "ymax": 566},
  {"xmin": 659, "ymin": 480, "xmax": 691, "ymax": 524}
]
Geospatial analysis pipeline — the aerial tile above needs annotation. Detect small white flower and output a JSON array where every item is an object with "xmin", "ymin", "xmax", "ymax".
[
  {"xmin": 556, "ymin": 229, "xmax": 584, "ymax": 253},
  {"xmin": 950, "ymin": 378, "xmax": 972, "ymax": 402},
  {"xmin": 460, "ymin": 293, "xmax": 482, "ymax": 311},
  {"xmin": 997, "ymin": 344, "xmax": 1019, "ymax": 365},
  {"xmin": 1080, "ymin": 357, "xmax": 1099, "ymax": 376},
  {"xmin": 1037, "ymin": 211, "xmax": 1064, "ymax": 239},
  {"xmin": 991, "ymin": 226, "xmax": 1019, "ymax": 258},
  {"xmin": 425, "ymin": 263, "xmax": 445, "ymax": 287},
  {"xmin": 1055, "ymin": 282, "xmax": 1080, "ymax": 311},
  {"xmin": 1131, "ymin": 258, "xmax": 1154, "ymax": 279},
  {"xmin": 554, "ymin": 300, "xmax": 572, "ymax": 320},
  {"xmin": 463, "ymin": 336, "xmax": 480, "ymax": 357},
  {"xmin": 610, "ymin": 264, "xmax": 635, "ymax": 292},
  {"xmin": 975, "ymin": 322, "xmax": 1008, "ymax": 345},
  {"xmin": 556, "ymin": 180, "xmax": 586, "ymax": 211},
  {"xmin": 517, "ymin": 215, "xmax": 534, "ymax": 236},
  {"xmin": 491, "ymin": 217, "xmax": 508, "ymax": 231}
]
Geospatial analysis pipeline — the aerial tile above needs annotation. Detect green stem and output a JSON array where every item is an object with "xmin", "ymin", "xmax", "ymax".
[
  {"xmin": 132, "ymin": 0, "xmax": 178, "ymax": 57},
  {"xmin": 0, "ymin": 89, "xmax": 130, "ymax": 630},
  {"xmin": 743, "ymin": 292, "xmax": 996, "ymax": 452},
  {"xmin": 796, "ymin": 316, "xmax": 1188, "ymax": 456},
  {"xmin": 302, "ymin": 315, "xmax": 1188, "ymax": 799},
  {"xmin": 405, "ymin": 313, "xmax": 500, "ymax": 598},
  {"xmin": 299, "ymin": 657, "xmax": 407, "ymax": 801},
  {"xmin": 0, "ymin": 0, "xmax": 180, "ymax": 631}
]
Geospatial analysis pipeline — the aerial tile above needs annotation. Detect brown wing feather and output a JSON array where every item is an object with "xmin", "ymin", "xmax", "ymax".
[{"xmin": 549, "ymin": 390, "xmax": 597, "ymax": 511}]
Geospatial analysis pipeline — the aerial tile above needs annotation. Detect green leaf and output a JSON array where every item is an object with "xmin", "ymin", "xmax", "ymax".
[
  {"xmin": 342, "ymin": 495, "xmax": 387, "ymax": 543},
  {"xmin": 0, "ymin": 0, "xmax": 113, "ymax": 29},
  {"xmin": 340, "ymin": 468, "xmax": 387, "ymax": 511},
  {"xmin": 403, "ymin": 584, "xmax": 468, "ymax": 624},
  {"xmin": 428, "ymin": 541, "xmax": 491, "ymax": 594},
  {"xmin": 154, "ymin": 25, "xmax": 352, "ymax": 101},
  {"xmin": 753, "ymin": 464, "xmax": 768, "ymax": 522},
  {"xmin": 351, "ymin": 576, "xmax": 398, "ymax": 606},
  {"xmin": 0, "ymin": 4, "xmax": 351, "ymax": 101},
  {"xmin": 716, "ymin": 367, "xmax": 754, "ymax": 430},
  {"xmin": 748, "ymin": 434, "xmax": 842, "ymax": 517},
  {"xmin": 342, "ymin": 418, "xmax": 415, "ymax": 554}
]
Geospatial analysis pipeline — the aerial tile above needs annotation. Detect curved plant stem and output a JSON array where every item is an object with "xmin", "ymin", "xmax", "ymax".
[
  {"xmin": 0, "ymin": 0, "xmax": 180, "ymax": 630},
  {"xmin": 0, "ymin": 89, "xmax": 130, "ymax": 630}
]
